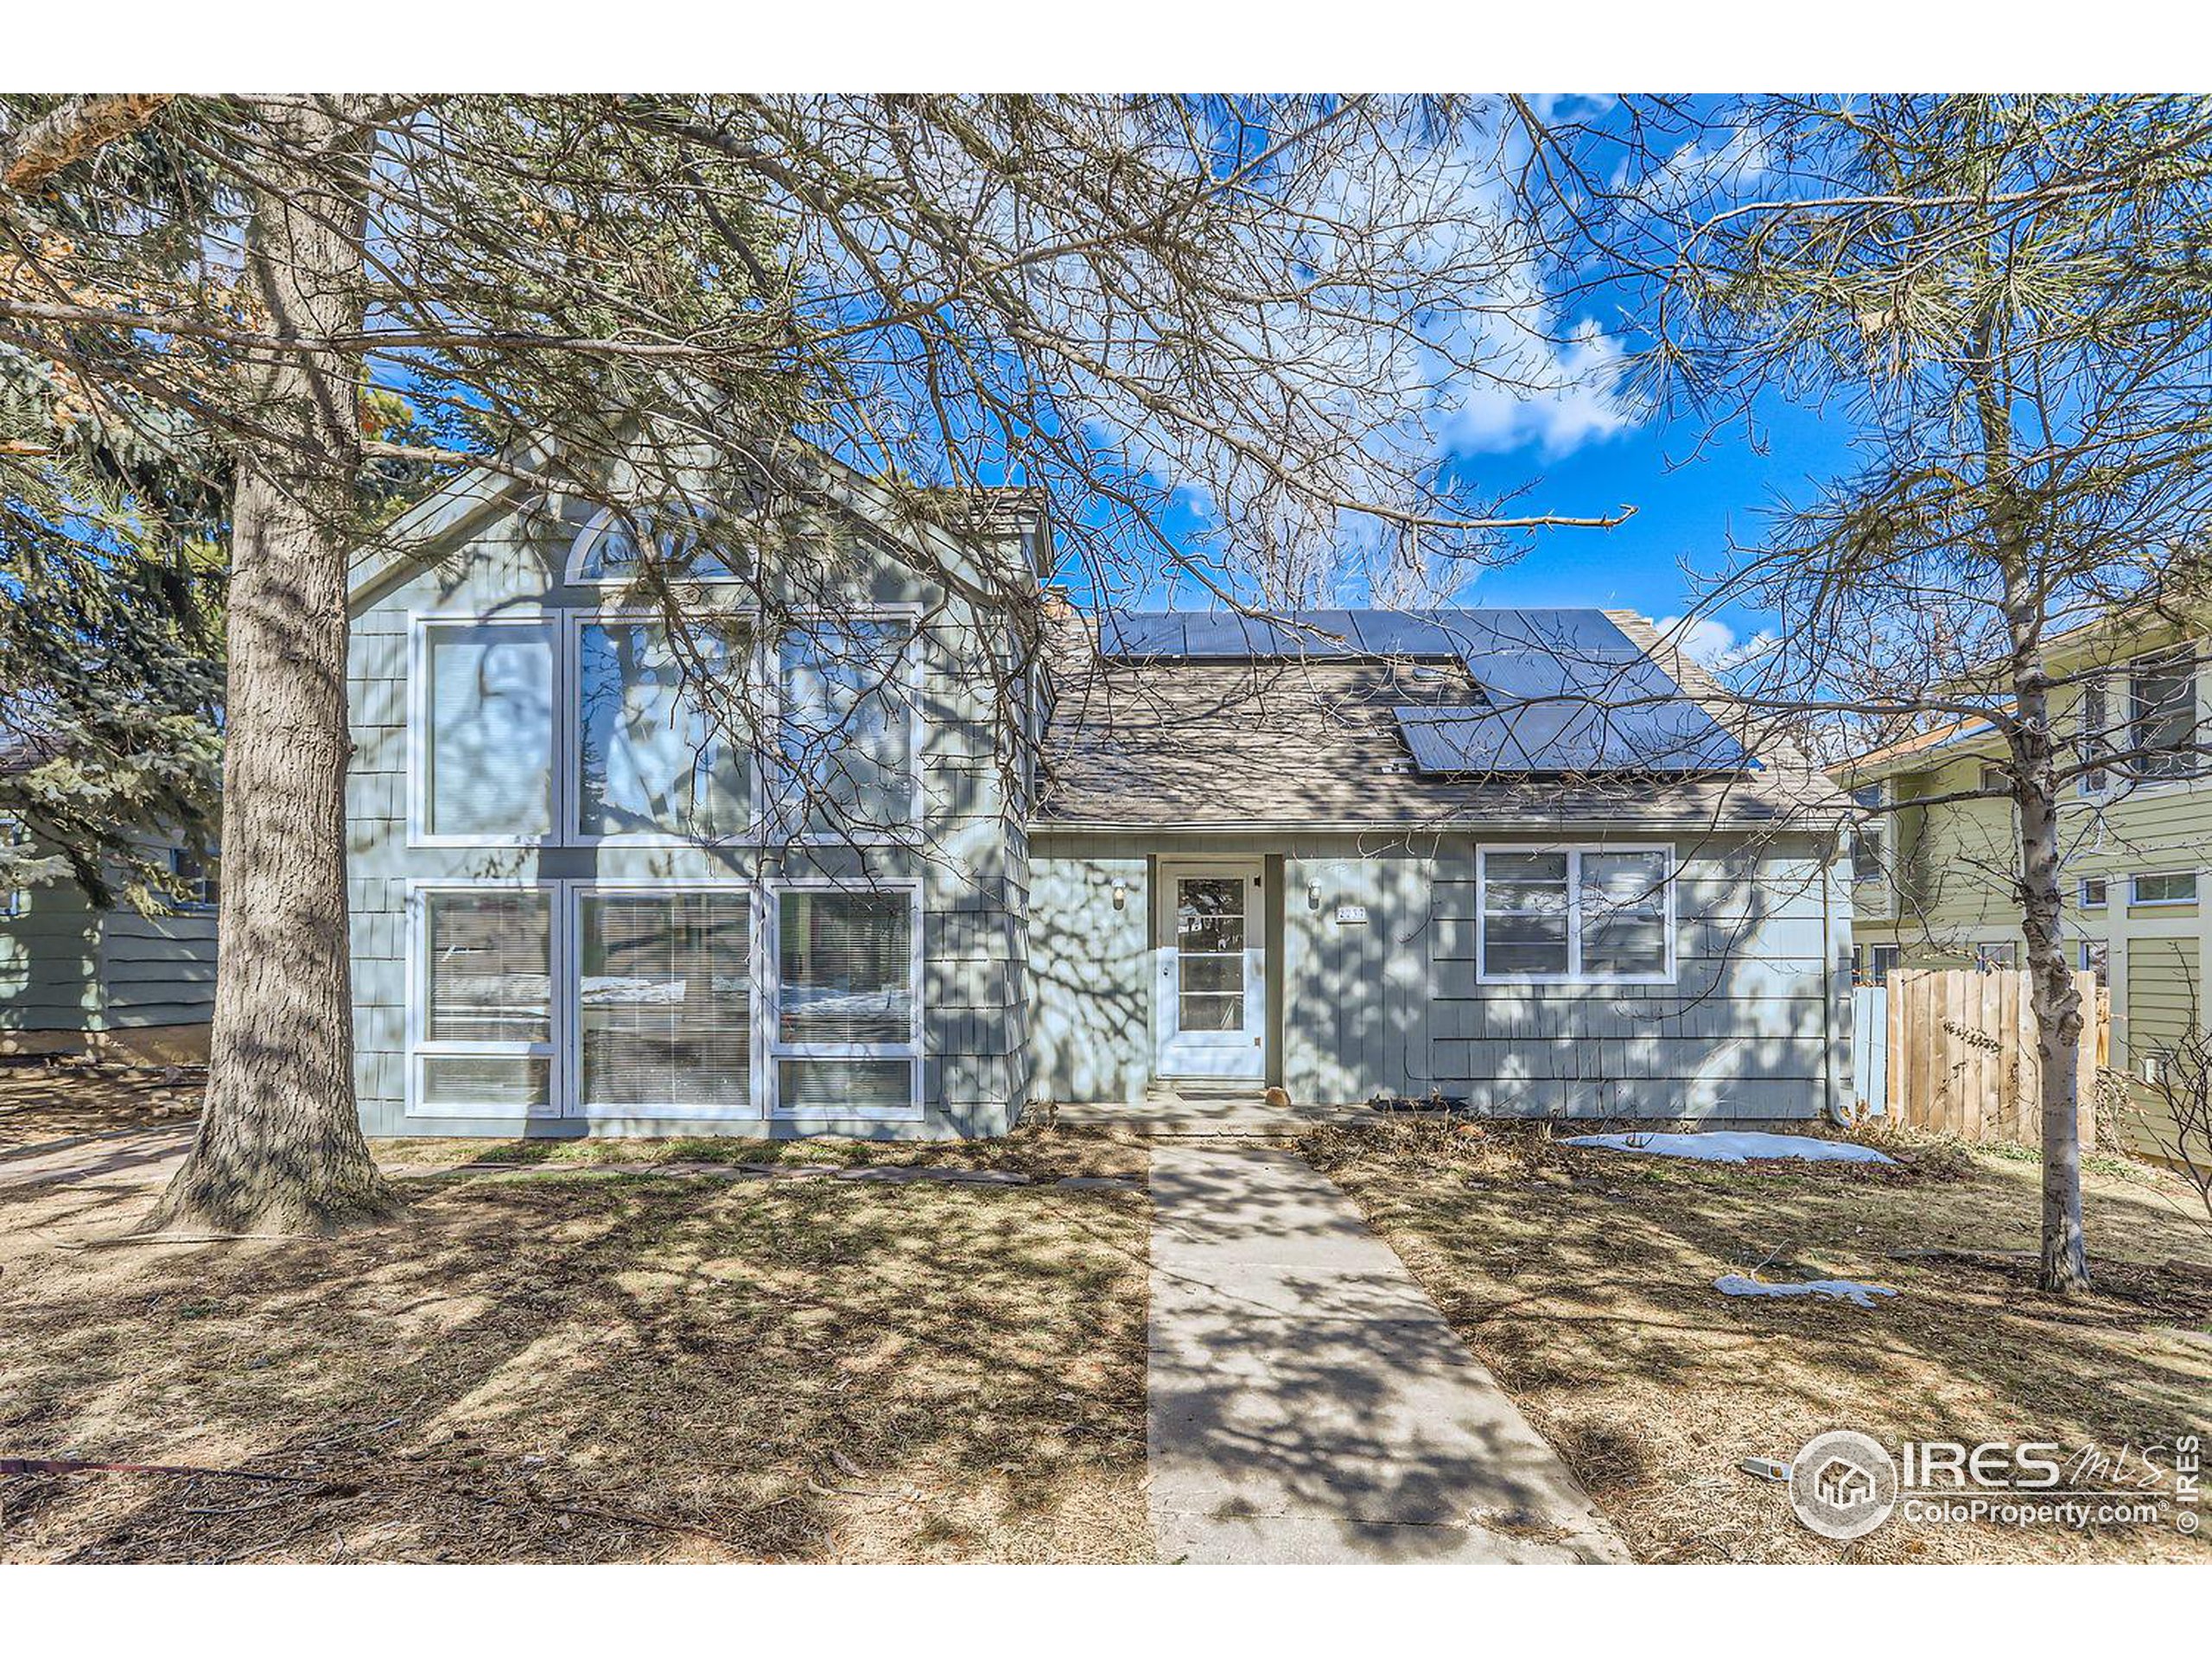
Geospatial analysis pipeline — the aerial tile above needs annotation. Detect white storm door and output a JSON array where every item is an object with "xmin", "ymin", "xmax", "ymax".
[{"xmin": 1155, "ymin": 861, "xmax": 1266, "ymax": 1079}]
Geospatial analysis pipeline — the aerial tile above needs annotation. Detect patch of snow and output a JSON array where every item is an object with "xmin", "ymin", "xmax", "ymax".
[
  {"xmin": 1562, "ymin": 1131, "xmax": 1897, "ymax": 1166},
  {"xmin": 1713, "ymin": 1274, "xmax": 1898, "ymax": 1310}
]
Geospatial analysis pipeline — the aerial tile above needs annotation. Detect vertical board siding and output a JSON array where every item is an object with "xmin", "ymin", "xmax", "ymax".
[{"xmin": 1880, "ymin": 968, "xmax": 2106, "ymax": 1151}]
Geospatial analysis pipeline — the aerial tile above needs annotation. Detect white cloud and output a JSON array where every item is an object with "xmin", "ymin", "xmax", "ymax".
[{"xmin": 1656, "ymin": 613, "xmax": 1777, "ymax": 671}]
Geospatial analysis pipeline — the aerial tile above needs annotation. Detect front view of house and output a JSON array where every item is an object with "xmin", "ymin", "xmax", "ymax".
[{"xmin": 344, "ymin": 467, "xmax": 1853, "ymax": 1138}]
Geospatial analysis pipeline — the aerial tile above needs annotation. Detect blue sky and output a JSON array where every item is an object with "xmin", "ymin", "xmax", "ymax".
[{"xmin": 1454, "ymin": 389, "xmax": 1862, "ymax": 658}]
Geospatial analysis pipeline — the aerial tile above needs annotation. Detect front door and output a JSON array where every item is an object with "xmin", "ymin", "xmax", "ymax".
[{"xmin": 1155, "ymin": 860, "xmax": 1266, "ymax": 1080}]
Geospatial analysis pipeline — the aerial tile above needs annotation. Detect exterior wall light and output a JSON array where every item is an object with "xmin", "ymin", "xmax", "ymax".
[
  {"xmin": 1307, "ymin": 879, "xmax": 1323, "ymax": 911},
  {"xmin": 1111, "ymin": 880, "xmax": 1128, "ymax": 912}
]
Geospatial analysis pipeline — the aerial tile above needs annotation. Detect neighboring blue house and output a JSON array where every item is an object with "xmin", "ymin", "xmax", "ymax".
[
  {"xmin": 0, "ymin": 747, "xmax": 219, "ymax": 1063},
  {"xmin": 342, "ymin": 461, "xmax": 1853, "ymax": 1139}
]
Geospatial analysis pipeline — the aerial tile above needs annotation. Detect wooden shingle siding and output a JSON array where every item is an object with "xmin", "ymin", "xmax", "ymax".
[
  {"xmin": 1031, "ymin": 829, "xmax": 1848, "ymax": 1119},
  {"xmin": 344, "ymin": 482, "xmax": 1035, "ymax": 1139}
]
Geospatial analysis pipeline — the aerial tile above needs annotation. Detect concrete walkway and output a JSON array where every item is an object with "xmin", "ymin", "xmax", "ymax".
[{"xmin": 1147, "ymin": 1139, "xmax": 1627, "ymax": 1563}]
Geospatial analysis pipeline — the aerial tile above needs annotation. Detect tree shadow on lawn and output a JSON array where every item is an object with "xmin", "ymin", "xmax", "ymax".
[
  {"xmin": 0, "ymin": 1171, "xmax": 1152, "ymax": 1563},
  {"xmin": 1306, "ymin": 1122, "xmax": 2212, "ymax": 1564}
]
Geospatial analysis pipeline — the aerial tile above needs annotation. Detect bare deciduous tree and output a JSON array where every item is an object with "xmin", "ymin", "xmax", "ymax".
[{"xmin": 1544, "ymin": 93, "xmax": 2212, "ymax": 1291}]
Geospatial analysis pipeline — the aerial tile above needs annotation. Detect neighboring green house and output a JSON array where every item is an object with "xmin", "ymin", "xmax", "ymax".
[
  {"xmin": 0, "ymin": 790, "xmax": 219, "ymax": 1063},
  {"xmin": 345, "ymin": 458, "xmax": 1854, "ymax": 1139},
  {"xmin": 1833, "ymin": 606, "xmax": 2209, "ymax": 1144}
]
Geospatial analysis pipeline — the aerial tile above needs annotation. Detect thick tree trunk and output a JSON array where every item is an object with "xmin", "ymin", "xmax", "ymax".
[
  {"xmin": 149, "ymin": 100, "xmax": 393, "ymax": 1235},
  {"xmin": 2011, "ymin": 678, "xmax": 2090, "ymax": 1293}
]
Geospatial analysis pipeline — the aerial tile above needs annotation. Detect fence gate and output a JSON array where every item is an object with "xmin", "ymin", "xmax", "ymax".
[{"xmin": 1865, "ymin": 968, "xmax": 2107, "ymax": 1149}]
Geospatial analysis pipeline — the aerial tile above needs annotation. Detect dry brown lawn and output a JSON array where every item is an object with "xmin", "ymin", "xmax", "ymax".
[
  {"xmin": 0, "ymin": 1151, "xmax": 1151, "ymax": 1562},
  {"xmin": 1305, "ymin": 1119, "xmax": 2212, "ymax": 1565}
]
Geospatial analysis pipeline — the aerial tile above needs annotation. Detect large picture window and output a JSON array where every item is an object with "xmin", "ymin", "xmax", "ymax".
[
  {"xmin": 1478, "ymin": 845, "xmax": 1675, "ymax": 984},
  {"xmin": 778, "ymin": 618, "xmax": 918, "ymax": 839},
  {"xmin": 575, "ymin": 616, "xmax": 753, "ymax": 840},
  {"xmin": 415, "ymin": 887, "xmax": 556, "ymax": 1115},
  {"xmin": 771, "ymin": 886, "xmax": 920, "ymax": 1116},
  {"xmin": 578, "ymin": 890, "xmax": 752, "ymax": 1116},
  {"xmin": 419, "ymin": 620, "xmax": 556, "ymax": 841},
  {"xmin": 409, "ymin": 880, "xmax": 923, "ymax": 1121}
]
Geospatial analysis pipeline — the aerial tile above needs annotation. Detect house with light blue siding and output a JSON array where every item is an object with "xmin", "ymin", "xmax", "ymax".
[
  {"xmin": 345, "ymin": 461, "xmax": 1853, "ymax": 1139},
  {"xmin": 1, "ymin": 793, "xmax": 219, "ymax": 1063}
]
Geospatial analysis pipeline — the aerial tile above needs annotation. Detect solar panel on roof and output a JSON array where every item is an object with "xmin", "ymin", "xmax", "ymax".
[
  {"xmin": 1393, "ymin": 702, "xmax": 1751, "ymax": 774},
  {"xmin": 1094, "ymin": 605, "xmax": 1753, "ymax": 773}
]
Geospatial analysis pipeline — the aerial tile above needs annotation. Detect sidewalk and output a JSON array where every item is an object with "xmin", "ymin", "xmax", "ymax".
[{"xmin": 1147, "ymin": 1139, "xmax": 1627, "ymax": 1563}]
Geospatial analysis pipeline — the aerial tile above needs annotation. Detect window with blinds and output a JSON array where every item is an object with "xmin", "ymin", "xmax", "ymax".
[
  {"xmin": 423, "ymin": 620, "xmax": 556, "ymax": 840},
  {"xmin": 576, "ymin": 616, "xmax": 753, "ymax": 840},
  {"xmin": 1478, "ymin": 846, "xmax": 1675, "ymax": 984},
  {"xmin": 772, "ymin": 887, "xmax": 919, "ymax": 1116},
  {"xmin": 417, "ymin": 887, "xmax": 555, "ymax": 1114},
  {"xmin": 778, "ymin": 619, "xmax": 917, "ymax": 839},
  {"xmin": 579, "ymin": 891, "xmax": 752, "ymax": 1112}
]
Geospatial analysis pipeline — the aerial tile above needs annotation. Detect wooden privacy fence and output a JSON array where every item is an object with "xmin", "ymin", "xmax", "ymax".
[{"xmin": 1863, "ymin": 968, "xmax": 2107, "ymax": 1149}]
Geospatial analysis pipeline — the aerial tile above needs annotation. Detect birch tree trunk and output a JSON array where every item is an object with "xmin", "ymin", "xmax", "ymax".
[
  {"xmin": 149, "ymin": 99, "xmax": 393, "ymax": 1235},
  {"xmin": 2015, "ymin": 702, "xmax": 2089, "ymax": 1291}
]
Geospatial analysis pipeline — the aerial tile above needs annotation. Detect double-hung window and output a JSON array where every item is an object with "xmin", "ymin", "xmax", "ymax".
[
  {"xmin": 575, "ymin": 614, "xmax": 754, "ymax": 841},
  {"xmin": 770, "ymin": 885, "xmax": 921, "ymax": 1116},
  {"xmin": 413, "ymin": 885, "xmax": 558, "ymax": 1116},
  {"xmin": 1478, "ymin": 846, "xmax": 1675, "ymax": 984},
  {"xmin": 416, "ymin": 618, "xmax": 557, "ymax": 842},
  {"xmin": 777, "ymin": 617, "xmax": 918, "ymax": 841}
]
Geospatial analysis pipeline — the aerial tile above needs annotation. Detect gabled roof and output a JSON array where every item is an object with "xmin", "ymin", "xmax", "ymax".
[
  {"xmin": 1039, "ymin": 607, "xmax": 1845, "ymax": 832},
  {"xmin": 343, "ymin": 438, "xmax": 1046, "ymax": 613}
]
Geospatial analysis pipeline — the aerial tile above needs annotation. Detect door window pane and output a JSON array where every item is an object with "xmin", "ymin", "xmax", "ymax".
[
  {"xmin": 426, "ymin": 891, "xmax": 551, "ymax": 1044},
  {"xmin": 779, "ymin": 620, "xmax": 916, "ymax": 838},
  {"xmin": 1178, "ymin": 954, "xmax": 1245, "ymax": 994},
  {"xmin": 1176, "ymin": 877, "xmax": 1246, "ymax": 953},
  {"xmin": 425, "ymin": 623, "xmax": 555, "ymax": 838},
  {"xmin": 581, "ymin": 893, "xmax": 751, "ymax": 1110},
  {"xmin": 1178, "ymin": 993, "xmax": 1245, "ymax": 1032},
  {"xmin": 578, "ymin": 618, "xmax": 752, "ymax": 838},
  {"xmin": 778, "ymin": 891, "xmax": 914, "ymax": 1045}
]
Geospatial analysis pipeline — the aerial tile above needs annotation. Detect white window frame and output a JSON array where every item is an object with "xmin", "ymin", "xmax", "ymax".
[
  {"xmin": 406, "ymin": 878, "xmax": 565, "ymax": 1121},
  {"xmin": 563, "ymin": 505, "xmax": 750, "ymax": 589},
  {"xmin": 2130, "ymin": 871, "xmax": 2200, "ymax": 907},
  {"xmin": 772, "ymin": 607, "xmax": 926, "ymax": 847},
  {"xmin": 1973, "ymin": 939, "xmax": 2018, "ymax": 971},
  {"xmin": 765, "ymin": 876, "xmax": 925, "ymax": 1120},
  {"xmin": 408, "ymin": 612, "xmax": 563, "ymax": 849},
  {"xmin": 1475, "ymin": 842, "xmax": 1678, "ymax": 987},
  {"xmin": 1862, "ymin": 943, "xmax": 1901, "ymax": 986},
  {"xmin": 569, "ymin": 879, "xmax": 766, "ymax": 1122},
  {"xmin": 565, "ymin": 604, "xmax": 766, "ymax": 849},
  {"xmin": 2078, "ymin": 877, "xmax": 2109, "ymax": 908}
]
